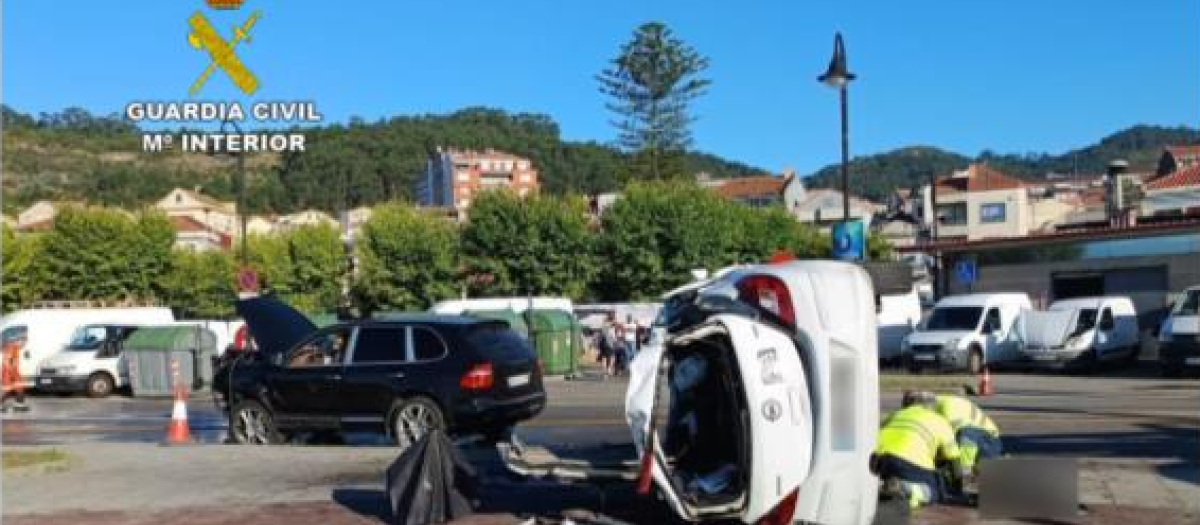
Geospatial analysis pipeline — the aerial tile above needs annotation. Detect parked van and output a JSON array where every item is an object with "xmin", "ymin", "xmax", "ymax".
[
  {"xmin": 1159, "ymin": 285, "xmax": 1200, "ymax": 376},
  {"xmin": 877, "ymin": 288, "xmax": 923, "ymax": 364},
  {"xmin": 35, "ymin": 324, "xmax": 142, "ymax": 397},
  {"xmin": 0, "ymin": 306, "xmax": 174, "ymax": 386},
  {"xmin": 429, "ymin": 297, "xmax": 573, "ymax": 315},
  {"xmin": 1018, "ymin": 297, "xmax": 1139, "ymax": 369},
  {"xmin": 626, "ymin": 260, "xmax": 878, "ymax": 525},
  {"xmin": 902, "ymin": 293, "xmax": 1032, "ymax": 373}
]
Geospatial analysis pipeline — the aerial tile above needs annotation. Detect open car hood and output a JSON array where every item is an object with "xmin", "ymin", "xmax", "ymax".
[{"xmin": 235, "ymin": 296, "xmax": 318, "ymax": 357}]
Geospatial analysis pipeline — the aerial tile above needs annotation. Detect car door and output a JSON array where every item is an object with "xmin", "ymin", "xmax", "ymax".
[
  {"xmin": 338, "ymin": 324, "xmax": 412, "ymax": 422},
  {"xmin": 980, "ymin": 307, "xmax": 1004, "ymax": 362},
  {"xmin": 1095, "ymin": 307, "xmax": 1115, "ymax": 359},
  {"xmin": 628, "ymin": 314, "xmax": 812, "ymax": 523},
  {"xmin": 264, "ymin": 326, "xmax": 354, "ymax": 422}
]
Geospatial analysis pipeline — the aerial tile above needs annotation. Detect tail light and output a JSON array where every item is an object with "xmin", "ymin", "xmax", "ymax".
[
  {"xmin": 755, "ymin": 488, "xmax": 799, "ymax": 525},
  {"xmin": 737, "ymin": 274, "xmax": 796, "ymax": 329},
  {"xmin": 460, "ymin": 363, "xmax": 494, "ymax": 391}
]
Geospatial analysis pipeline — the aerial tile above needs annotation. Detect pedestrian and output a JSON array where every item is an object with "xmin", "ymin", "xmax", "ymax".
[
  {"xmin": 1, "ymin": 333, "xmax": 30, "ymax": 413},
  {"xmin": 623, "ymin": 314, "xmax": 639, "ymax": 368},
  {"xmin": 601, "ymin": 316, "xmax": 619, "ymax": 376},
  {"xmin": 871, "ymin": 390, "xmax": 967, "ymax": 509},
  {"xmin": 933, "ymin": 389, "xmax": 1002, "ymax": 479}
]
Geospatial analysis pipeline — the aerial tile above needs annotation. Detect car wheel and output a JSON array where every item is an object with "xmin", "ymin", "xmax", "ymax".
[
  {"xmin": 86, "ymin": 372, "xmax": 115, "ymax": 398},
  {"xmin": 391, "ymin": 397, "xmax": 445, "ymax": 450},
  {"xmin": 230, "ymin": 400, "xmax": 283, "ymax": 445},
  {"xmin": 968, "ymin": 346, "xmax": 984, "ymax": 375}
]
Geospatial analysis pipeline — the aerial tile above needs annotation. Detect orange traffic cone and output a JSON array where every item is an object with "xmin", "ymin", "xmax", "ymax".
[
  {"xmin": 978, "ymin": 367, "xmax": 994, "ymax": 397},
  {"xmin": 164, "ymin": 360, "xmax": 192, "ymax": 445}
]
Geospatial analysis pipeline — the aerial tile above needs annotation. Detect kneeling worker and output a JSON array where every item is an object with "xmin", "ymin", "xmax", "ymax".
[
  {"xmin": 934, "ymin": 389, "xmax": 1002, "ymax": 476},
  {"xmin": 872, "ymin": 391, "xmax": 968, "ymax": 508}
]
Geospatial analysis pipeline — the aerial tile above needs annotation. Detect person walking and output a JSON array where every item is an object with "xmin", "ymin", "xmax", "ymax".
[
  {"xmin": 872, "ymin": 391, "xmax": 967, "ymax": 509},
  {"xmin": 2, "ymin": 333, "xmax": 30, "ymax": 413},
  {"xmin": 600, "ymin": 316, "xmax": 619, "ymax": 376},
  {"xmin": 622, "ymin": 314, "xmax": 639, "ymax": 371}
]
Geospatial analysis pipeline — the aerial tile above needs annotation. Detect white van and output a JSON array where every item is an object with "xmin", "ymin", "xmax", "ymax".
[
  {"xmin": 626, "ymin": 260, "xmax": 878, "ymax": 525},
  {"xmin": 877, "ymin": 288, "xmax": 923, "ymax": 363},
  {"xmin": 1019, "ymin": 297, "xmax": 1139, "ymax": 369},
  {"xmin": 1159, "ymin": 285, "xmax": 1200, "ymax": 376},
  {"xmin": 429, "ymin": 297, "xmax": 573, "ymax": 315},
  {"xmin": 36, "ymin": 324, "xmax": 141, "ymax": 397},
  {"xmin": 902, "ymin": 293, "xmax": 1032, "ymax": 373},
  {"xmin": 0, "ymin": 306, "xmax": 174, "ymax": 386}
]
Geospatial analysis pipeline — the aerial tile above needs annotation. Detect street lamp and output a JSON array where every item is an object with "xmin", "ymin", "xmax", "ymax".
[
  {"xmin": 817, "ymin": 32, "xmax": 855, "ymax": 225},
  {"xmin": 218, "ymin": 118, "xmax": 249, "ymax": 266}
]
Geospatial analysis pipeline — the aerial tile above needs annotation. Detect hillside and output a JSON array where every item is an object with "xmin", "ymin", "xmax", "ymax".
[
  {"xmin": 1, "ymin": 106, "xmax": 761, "ymax": 215},
  {"xmin": 807, "ymin": 125, "xmax": 1200, "ymax": 201}
]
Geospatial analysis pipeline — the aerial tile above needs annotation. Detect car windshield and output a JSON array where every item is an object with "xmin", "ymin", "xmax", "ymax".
[
  {"xmin": 1175, "ymin": 290, "xmax": 1200, "ymax": 316},
  {"xmin": 67, "ymin": 325, "xmax": 109, "ymax": 351},
  {"xmin": 1074, "ymin": 308, "xmax": 1098, "ymax": 333},
  {"xmin": 924, "ymin": 306, "xmax": 983, "ymax": 331}
]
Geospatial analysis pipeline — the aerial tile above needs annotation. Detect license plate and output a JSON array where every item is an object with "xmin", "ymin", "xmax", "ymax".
[
  {"xmin": 913, "ymin": 354, "xmax": 936, "ymax": 361},
  {"xmin": 507, "ymin": 374, "xmax": 530, "ymax": 387},
  {"xmin": 1034, "ymin": 354, "xmax": 1058, "ymax": 361},
  {"xmin": 38, "ymin": 378, "xmax": 51, "ymax": 385},
  {"xmin": 1186, "ymin": 357, "xmax": 1200, "ymax": 366}
]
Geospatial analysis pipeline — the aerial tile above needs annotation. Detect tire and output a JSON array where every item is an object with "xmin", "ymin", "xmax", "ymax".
[
  {"xmin": 968, "ymin": 346, "xmax": 984, "ymax": 375},
  {"xmin": 230, "ymin": 400, "xmax": 284, "ymax": 445},
  {"xmin": 390, "ymin": 397, "xmax": 445, "ymax": 450},
  {"xmin": 85, "ymin": 372, "xmax": 115, "ymax": 398}
]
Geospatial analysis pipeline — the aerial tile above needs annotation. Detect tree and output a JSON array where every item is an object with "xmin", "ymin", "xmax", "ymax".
[
  {"xmin": 353, "ymin": 203, "xmax": 460, "ymax": 313},
  {"xmin": 160, "ymin": 250, "xmax": 236, "ymax": 318},
  {"xmin": 35, "ymin": 207, "xmax": 173, "ymax": 301},
  {"xmin": 460, "ymin": 191, "xmax": 595, "ymax": 300},
  {"xmin": 246, "ymin": 224, "xmax": 345, "ymax": 314},
  {"xmin": 2, "ymin": 225, "xmax": 47, "ymax": 311},
  {"xmin": 598, "ymin": 22, "xmax": 711, "ymax": 180}
]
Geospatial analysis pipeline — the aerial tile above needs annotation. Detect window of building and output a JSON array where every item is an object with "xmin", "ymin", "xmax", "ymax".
[
  {"xmin": 457, "ymin": 172, "xmax": 470, "ymax": 182},
  {"xmin": 936, "ymin": 203, "xmax": 968, "ymax": 225},
  {"xmin": 980, "ymin": 203, "xmax": 1007, "ymax": 223}
]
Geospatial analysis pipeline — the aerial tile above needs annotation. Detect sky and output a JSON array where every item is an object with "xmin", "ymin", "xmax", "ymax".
[{"xmin": 3, "ymin": 1, "xmax": 1197, "ymax": 174}]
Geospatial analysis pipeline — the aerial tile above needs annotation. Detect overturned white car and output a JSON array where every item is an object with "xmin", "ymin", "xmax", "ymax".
[{"xmin": 626, "ymin": 260, "xmax": 879, "ymax": 525}]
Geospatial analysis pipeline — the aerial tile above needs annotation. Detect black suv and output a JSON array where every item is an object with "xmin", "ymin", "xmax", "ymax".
[{"xmin": 214, "ymin": 297, "xmax": 546, "ymax": 447}]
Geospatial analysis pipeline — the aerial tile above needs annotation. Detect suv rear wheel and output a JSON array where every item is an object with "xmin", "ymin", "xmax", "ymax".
[
  {"xmin": 230, "ymin": 400, "xmax": 283, "ymax": 445},
  {"xmin": 391, "ymin": 397, "xmax": 445, "ymax": 450}
]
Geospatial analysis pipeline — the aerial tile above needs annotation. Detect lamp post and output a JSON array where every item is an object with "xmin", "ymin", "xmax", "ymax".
[
  {"xmin": 219, "ymin": 118, "xmax": 248, "ymax": 266},
  {"xmin": 817, "ymin": 32, "xmax": 856, "ymax": 225}
]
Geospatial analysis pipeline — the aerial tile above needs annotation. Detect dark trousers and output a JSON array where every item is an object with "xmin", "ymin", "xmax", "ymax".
[
  {"xmin": 959, "ymin": 427, "xmax": 1003, "ymax": 460},
  {"xmin": 872, "ymin": 453, "xmax": 946, "ymax": 503}
]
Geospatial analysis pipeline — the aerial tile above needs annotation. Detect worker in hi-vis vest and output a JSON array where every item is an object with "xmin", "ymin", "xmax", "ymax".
[
  {"xmin": 934, "ymin": 390, "xmax": 1002, "ymax": 475},
  {"xmin": 2, "ymin": 334, "xmax": 30, "ymax": 413},
  {"xmin": 872, "ymin": 391, "xmax": 968, "ymax": 508}
]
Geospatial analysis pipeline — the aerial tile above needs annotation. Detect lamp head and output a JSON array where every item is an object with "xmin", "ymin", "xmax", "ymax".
[{"xmin": 818, "ymin": 32, "xmax": 855, "ymax": 88}]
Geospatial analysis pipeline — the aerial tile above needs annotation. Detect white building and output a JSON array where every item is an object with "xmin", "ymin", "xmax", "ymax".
[
  {"xmin": 1142, "ymin": 165, "xmax": 1200, "ymax": 217},
  {"xmin": 781, "ymin": 174, "xmax": 882, "ymax": 229},
  {"xmin": 155, "ymin": 188, "xmax": 238, "ymax": 236},
  {"xmin": 931, "ymin": 164, "xmax": 1029, "ymax": 240}
]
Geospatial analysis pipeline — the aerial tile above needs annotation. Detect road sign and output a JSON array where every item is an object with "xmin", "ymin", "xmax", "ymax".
[
  {"xmin": 237, "ymin": 268, "xmax": 260, "ymax": 293},
  {"xmin": 831, "ymin": 220, "xmax": 865, "ymax": 261},
  {"xmin": 956, "ymin": 260, "xmax": 977, "ymax": 285}
]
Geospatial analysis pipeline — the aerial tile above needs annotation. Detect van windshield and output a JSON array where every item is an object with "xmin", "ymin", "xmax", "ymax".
[
  {"xmin": 924, "ymin": 306, "xmax": 983, "ymax": 331},
  {"xmin": 1074, "ymin": 308, "xmax": 1098, "ymax": 333},
  {"xmin": 66, "ymin": 325, "xmax": 109, "ymax": 351},
  {"xmin": 1175, "ymin": 290, "xmax": 1200, "ymax": 316}
]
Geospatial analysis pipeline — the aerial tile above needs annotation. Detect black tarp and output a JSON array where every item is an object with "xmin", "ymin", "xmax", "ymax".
[{"xmin": 385, "ymin": 429, "xmax": 478, "ymax": 525}]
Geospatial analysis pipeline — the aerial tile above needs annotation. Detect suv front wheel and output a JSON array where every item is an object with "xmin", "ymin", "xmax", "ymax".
[
  {"xmin": 230, "ymin": 400, "xmax": 284, "ymax": 445},
  {"xmin": 391, "ymin": 397, "xmax": 445, "ymax": 450}
]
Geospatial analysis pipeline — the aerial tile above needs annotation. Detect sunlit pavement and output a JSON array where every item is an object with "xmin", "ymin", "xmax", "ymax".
[{"xmin": 3, "ymin": 367, "xmax": 1197, "ymax": 524}]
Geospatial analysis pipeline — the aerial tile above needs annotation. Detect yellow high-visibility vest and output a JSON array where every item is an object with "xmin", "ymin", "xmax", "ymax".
[
  {"xmin": 935, "ymin": 395, "xmax": 999, "ymax": 437},
  {"xmin": 876, "ymin": 405, "xmax": 961, "ymax": 471}
]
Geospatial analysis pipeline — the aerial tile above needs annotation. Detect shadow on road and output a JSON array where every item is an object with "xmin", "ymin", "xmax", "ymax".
[
  {"xmin": 331, "ymin": 488, "xmax": 390, "ymax": 522},
  {"xmin": 1155, "ymin": 460, "xmax": 1200, "ymax": 486},
  {"xmin": 1007, "ymin": 423, "xmax": 1199, "ymax": 462}
]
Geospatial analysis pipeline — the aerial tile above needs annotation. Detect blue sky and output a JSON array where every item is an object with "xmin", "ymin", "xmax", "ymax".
[{"xmin": 3, "ymin": 1, "xmax": 1196, "ymax": 173}]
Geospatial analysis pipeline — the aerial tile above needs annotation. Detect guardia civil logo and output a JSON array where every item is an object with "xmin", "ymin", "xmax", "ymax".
[{"xmin": 188, "ymin": 0, "xmax": 262, "ymax": 96}]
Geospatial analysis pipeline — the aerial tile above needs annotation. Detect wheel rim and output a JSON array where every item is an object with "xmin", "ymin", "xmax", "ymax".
[
  {"xmin": 236, "ymin": 407, "xmax": 272, "ymax": 445},
  {"xmin": 396, "ymin": 404, "xmax": 437, "ymax": 448},
  {"xmin": 90, "ymin": 377, "xmax": 110, "ymax": 396}
]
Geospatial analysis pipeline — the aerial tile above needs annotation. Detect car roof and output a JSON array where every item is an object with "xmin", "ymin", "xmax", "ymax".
[
  {"xmin": 364, "ymin": 313, "xmax": 488, "ymax": 325},
  {"xmin": 1050, "ymin": 296, "xmax": 1131, "ymax": 309},
  {"xmin": 936, "ymin": 293, "xmax": 1030, "ymax": 307}
]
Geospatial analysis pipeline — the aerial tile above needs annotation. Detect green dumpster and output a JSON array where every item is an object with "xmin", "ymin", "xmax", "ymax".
[
  {"xmin": 308, "ymin": 312, "xmax": 340, "ymax": 328},
  {"xmin": 125, "ymin": 325, "xmax": 217, "ymax": 397},
  {"xmin": 525, "ymin": 309, "xmax": 577, "ymax": 376},
  {"xmin": 464, "ymin": 309, "xmax": 530, "ymax": 340}
]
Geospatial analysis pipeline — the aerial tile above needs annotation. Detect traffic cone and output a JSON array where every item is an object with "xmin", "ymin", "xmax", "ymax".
[
  {"xmin": 978, "ymin": 367, "xmax": 994, "ymax": 397},
  {"xmin": 164, "ymin": 360, "xmax": 192, "ymax": 445}
]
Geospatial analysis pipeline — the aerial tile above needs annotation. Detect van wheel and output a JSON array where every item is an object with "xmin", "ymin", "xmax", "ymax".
[
  {"xmin": 230, "ymin": 400, "xmax": 284, "ymax": 445},
  {"xmin": 85, "ymin": 373, "xmax": 115, "ymax": 398},
  {"xmin": 390, "ymin": 397, "xmax": 445, "ymax": 451},
  {"xmin": 968, "ymin": 346, "xmax": 984, "ymax": 375}
]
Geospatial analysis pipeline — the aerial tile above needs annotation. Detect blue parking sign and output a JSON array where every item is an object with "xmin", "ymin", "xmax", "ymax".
[{"xmin": 956, "ymin": 260, "xmax": 977, "ymax": 285}]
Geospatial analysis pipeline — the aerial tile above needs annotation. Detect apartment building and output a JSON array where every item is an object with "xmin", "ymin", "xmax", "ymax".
[
  {"xmin": 418, "ymin": 148, "xmax": 539, "ymax": 212},
  {"xmin": 932, "ymin": 163, "xmax": 1029, "ymax": 240}
]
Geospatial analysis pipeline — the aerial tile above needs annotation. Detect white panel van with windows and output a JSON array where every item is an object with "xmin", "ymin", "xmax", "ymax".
[
  {"xmin": 1018, "ymin": 297, "xmax": 1139, "ymax": 369},
  {"xmin": 901, "ymin": 293, "xmax": 1032, "ymax": 373}
]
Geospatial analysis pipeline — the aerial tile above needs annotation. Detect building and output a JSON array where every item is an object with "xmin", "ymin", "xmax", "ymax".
[
  {"xmin": 170, "ymin": 216, "xmax": 229, "ymax": 252},
  {"xmin": 713, "ymin": 175, "xmax": 787, "ymax": 207},
  {"xmin": 155, "ymin": 188, "xmax": 238, "ymax": 236},
  {"xmin": 15, "ymin": 200, "xmax": 81, "ymax": 231},
  {"xmin": 931, "ymin": 164, "xmax": 1029, "ymax": 240},
  {"xmin": 277, "ymin": 209, "xmax": 337, "ymax": 232},
  {"xmin": 781, "ymin": 174, "xmax": 882, "ymax": 229},
  {"xmin": 1155, "ymin": 145, "xmax": 1200, "ymax": 177},
  {"xmin": 418, "ymin": 148, "xmax": 539, "ymax": 212},
  {"xmin": 246, "ymin": 216, "xmax": 277, "ymax": 236},
  {"xmin": 1142, "ymin": 164, "xmax": 1200, "ymax": 218}
]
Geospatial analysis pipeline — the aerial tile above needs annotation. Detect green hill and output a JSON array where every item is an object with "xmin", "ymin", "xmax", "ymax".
[
  {"xmin": 807, "ymin": 125, "xmax": 1200, "ymax": 201},
  {"xmin": 1, "ymin": 106, "xmax": 761, "ymax": 215}
]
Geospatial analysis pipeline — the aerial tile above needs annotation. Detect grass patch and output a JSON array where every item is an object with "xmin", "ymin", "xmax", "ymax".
[
  {"xmin": 880, "ymin": 373, "xmax": 976, "ymax": 393},
  {"xmin": 2, "ymin": 449, "xmax": 68, "ymax": 470}
]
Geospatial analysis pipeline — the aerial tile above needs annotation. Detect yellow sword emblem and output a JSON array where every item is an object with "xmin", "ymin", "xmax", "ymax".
[{"xmin": 187, "ymin": 11, "xmax": 261, "ymax": 96}]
